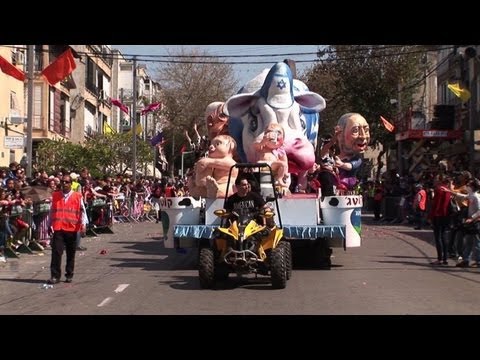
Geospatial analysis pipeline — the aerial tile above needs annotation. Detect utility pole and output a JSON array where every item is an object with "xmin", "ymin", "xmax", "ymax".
[
  {"xmin": 171, "ymin": 133, "xmax": 175, "ymax": 178},
  {"xmin": 153, "ymin": 146, "xmax": 156, "ymax": 179},
  {"xmin": 26, "ymin": 45, "xmax": 34, "ymax": 178},
  {"xmin": 467, "ymin": 56, "xmax": 475, "ymax": 174},
  {"xmin": 397, "ymin": 82, "xmax": 403, "ymax": 176},
  {"xmin": 119, "ymin": 87, "xmax": 124, "ymax": 131},
  {"xmin": 132, "ymin": 56, "xmax": 137, "ymax": 182}
]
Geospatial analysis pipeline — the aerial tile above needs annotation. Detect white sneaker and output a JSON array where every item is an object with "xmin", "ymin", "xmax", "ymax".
[{"xmin": 0, "ymin": 255, "xmax": 6, "ymax": 263}]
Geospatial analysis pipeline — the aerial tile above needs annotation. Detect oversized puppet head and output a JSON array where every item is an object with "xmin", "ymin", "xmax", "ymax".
[
  {"xmin": 205, "ymin": 101, "xmax": 229, "ymax": 140},
  {"xmin": 208, "ymin": 134, "xmax": 236, "ymax": 159},
  {"xmin": 224, "ymin": 62, "xmax": 326, "ymax": 175},
  {"xmin": 262, "ymin": 123, "xmax": 285, "ymax": 150},
  {"xmin": 335, "ymin": 113, "xmax": 370, "ymax": 158}
]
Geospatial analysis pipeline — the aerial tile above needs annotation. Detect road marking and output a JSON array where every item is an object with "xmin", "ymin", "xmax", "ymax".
[
  {"xmin": 97, "ymin": 297, "xmax": 113, "ymax": 307},
  {"xmin": 114, "ymin": 284, "xmax": 130, "ymax": 293}
]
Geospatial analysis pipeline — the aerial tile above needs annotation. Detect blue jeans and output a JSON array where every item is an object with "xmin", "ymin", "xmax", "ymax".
[
  {"xmin": 433, "ymin": 216, "xmax": 449, "ymax": 261},
  {"xmin": 462, "ymin": 232, "xmax": 480, "ymax": 263},
  {"xmin": 0, "ymin": 217, "xmax": 13, "ymax": 248}
]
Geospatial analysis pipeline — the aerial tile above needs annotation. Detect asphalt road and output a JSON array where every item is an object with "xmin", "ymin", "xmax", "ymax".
[{"xmin": 1, "ymin": 215, "xmax": 480, "ymax": 315}]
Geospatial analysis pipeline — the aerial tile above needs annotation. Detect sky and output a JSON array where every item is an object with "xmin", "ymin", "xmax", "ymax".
[{"xmin": 112, "ymin": 45, "xmax": 322, "ymax": 88}]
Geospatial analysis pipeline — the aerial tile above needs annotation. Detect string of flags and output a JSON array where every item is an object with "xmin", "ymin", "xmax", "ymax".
[
  {"xmin": 0, "ymin": 55, "xmax": 26, "ymax": 81},
  {"xmin": 111, "ymin": 99, "xmax": 129, "ymax": 114},
  {"xmin": 1, "ymin": 47, "xmax": 77, "ymax": 85},
  {"xmin": 141, "ymin": 102, "xmax": 161, "ymax": 115},
  {"xmin": 447, "ymin": 82, "xmax": 471, "ymax": 103},
  {"xmin": 380, "ymin": 115, "xmax": 395, "ymax": 133}
]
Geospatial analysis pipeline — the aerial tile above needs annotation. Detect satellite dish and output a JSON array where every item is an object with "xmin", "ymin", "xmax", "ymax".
[{"xmin": 71, "ymin": 94, "xmax": 85, "ymax": 111}]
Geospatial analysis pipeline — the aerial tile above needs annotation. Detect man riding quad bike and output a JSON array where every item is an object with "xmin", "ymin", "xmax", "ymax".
[{"xmin": 198, "ymin": 164, "xmax": 292, "ymax": 289}]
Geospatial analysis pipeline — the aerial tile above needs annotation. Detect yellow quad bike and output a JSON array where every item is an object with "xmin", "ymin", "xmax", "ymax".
[{"xmin": 198, "ymin": 163, "xmax": 292, "ymax": 289}]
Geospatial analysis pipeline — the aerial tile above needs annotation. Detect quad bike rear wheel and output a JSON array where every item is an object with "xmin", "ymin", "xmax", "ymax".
[
  {"xmin": 270, "ymin": 246, "xmax": 287, "ymax": 289},
  {"xmin": 278, "ymin": 240, "xmax": 292, "ymax": 280}
]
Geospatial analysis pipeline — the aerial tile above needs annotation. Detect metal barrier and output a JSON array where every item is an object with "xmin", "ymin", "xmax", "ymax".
[
  {"xmin": 86, "ymin": 199, "xmax": 114, "ymax": 236},
  {"xmin": 3, "ymin": 205, "xmax": 43, "ymax": 258},
  {"xmin": 1, "ymin": 192, "xmax": 161, "ymax": 259},
  {"xmin": 33, "ymin": 201, "xmax": 51, "ymax": 247},
  {"xmin": 112, "ymin": 195, "xmax": 158, "ymax": 223}
]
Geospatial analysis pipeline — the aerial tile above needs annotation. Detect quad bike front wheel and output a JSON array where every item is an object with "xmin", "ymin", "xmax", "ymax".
[{"xmin": 198, "ymin": 247, "xmax": 215, "ymax": 289}]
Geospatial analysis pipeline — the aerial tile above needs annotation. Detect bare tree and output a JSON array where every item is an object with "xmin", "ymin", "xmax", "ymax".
[{"xmin": 155, "ymin": 47, "xmax": 237, "ymax": 171}]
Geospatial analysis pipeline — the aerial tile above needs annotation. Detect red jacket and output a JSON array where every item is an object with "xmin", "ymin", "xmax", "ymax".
[{"xmin": 428, "ymin": 185, "xmax": 451, "ymax": 220}]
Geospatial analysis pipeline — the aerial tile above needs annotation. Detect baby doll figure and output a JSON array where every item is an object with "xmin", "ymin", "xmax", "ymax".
[
  {"xmin": 253, "ymin": 123, "xmax": 289, "ymax": 187},
  {"xmin": 190, "ymin": 135, "xmax": 238, "ymax": 198}
]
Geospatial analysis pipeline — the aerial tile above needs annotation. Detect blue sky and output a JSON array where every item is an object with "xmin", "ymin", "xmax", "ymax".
[{"xmin": 112, "ymin": 45, "xmax": 322, "ymax": 87}]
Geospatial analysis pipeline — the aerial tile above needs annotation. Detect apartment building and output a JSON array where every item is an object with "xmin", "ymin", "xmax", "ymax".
[{"xmin": 0, "ymin": 45, "xmax": 27, "ymax": 167}]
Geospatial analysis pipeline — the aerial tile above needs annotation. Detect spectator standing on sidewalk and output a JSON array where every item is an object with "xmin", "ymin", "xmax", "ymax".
[
  {"xmin": 47, "ymin": 174, "xmax": 88, "ymax": 284},
  {"xmin": 372, "ymin": 181, "xmax": 383, "ymax": 220},
  {"xmin": 412, "ymin": 183, "xmax": 427, "ymax": 229},
  {"xmin": 70, "ymin": 172, "xmax": 86, "ymax": 251},
  {"xmin": 447, "ymin": 171, "xmax": 471, "ymax": 260},
  {"xmin": 442, "ymin": 178, "xmax": 480, "ymax": 267},
  {"xmin": 428, "ymin": 175, "xmax": 452, "ymax": 266}
]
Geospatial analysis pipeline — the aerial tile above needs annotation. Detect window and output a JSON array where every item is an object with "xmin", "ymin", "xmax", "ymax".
[
  {"xmin": 85, "ymin": 58, "xmax": 97, "ymax": 93},
  {"xmin": 33, "ymin": 84, "xmax": 42, "ymax": 129},
  {"xmin": 438, "ymin": 82, "xmax": 455, "ymax": 105},
  {"xmin": 10, "ymin": 91, "xmax": 19, "ymax": 111},
  {"xmin": 120, "ymin": 63, "xmax": 133, "ymax": 71}
]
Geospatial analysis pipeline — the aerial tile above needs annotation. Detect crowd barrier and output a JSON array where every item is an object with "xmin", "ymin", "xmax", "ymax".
[
  {"xmin": 86, "ymin": 199, "xmax": 114, "ymax": 236},
  {"xmin": 1, "ymin": 194, "xmax": 163, "ymax": 259}
]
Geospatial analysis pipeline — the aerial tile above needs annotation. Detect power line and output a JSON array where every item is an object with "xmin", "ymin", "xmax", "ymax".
[{"xmin": 4, "ymin": 44, "xmax": 454, "ymax": 66}]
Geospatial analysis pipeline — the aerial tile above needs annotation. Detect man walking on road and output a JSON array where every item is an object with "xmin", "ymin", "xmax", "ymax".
[{"xmin": 47, "ymin": 174, "xmax": 88, "ymax": 284}]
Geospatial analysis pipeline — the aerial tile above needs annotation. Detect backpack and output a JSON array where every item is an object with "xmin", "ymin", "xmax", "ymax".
[{"xmin": 448, "ymin": 198, "xmax": 460, "ymax": 216}]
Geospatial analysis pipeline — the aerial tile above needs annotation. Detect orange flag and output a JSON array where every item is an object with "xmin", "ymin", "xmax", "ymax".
[
  {"xmin": 0, "ymin": 55, "xmax": 26, "ymax": 81},
  {"xmin": 380, "ymin": 116, "xmax": 395, "ymax": 133},
  {"xmin": 41, "ymin": 48, "xmax": 77, "ymax": 85}
]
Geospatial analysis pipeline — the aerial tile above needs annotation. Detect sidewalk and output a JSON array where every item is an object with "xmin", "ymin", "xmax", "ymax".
[{"xmin": 362, "ymin": 212, "xmax": 435, "ymax": 245}]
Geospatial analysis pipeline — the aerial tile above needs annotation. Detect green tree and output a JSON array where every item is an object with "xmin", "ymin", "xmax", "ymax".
[
  {"xmin": 36, "ymin": 132, "xmax": 153, "ymax": 177},
  {"xmin": 304, "ymin": 45, "xmax": 428, "ymax": 150}
]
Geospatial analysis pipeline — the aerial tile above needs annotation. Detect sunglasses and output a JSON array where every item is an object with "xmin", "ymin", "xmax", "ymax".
[{"xmin": 62, "ymin": 180, "xmax": 71, "ymax": 184}]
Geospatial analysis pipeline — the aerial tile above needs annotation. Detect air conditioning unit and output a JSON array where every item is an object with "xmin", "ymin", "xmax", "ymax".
[
  {"xmin": 12, "ymin": 50, "xmax": 25, "ymax": 66},
  {"xmin": 9, "ymin": 116, "xmax": 26, "ymax": 125},
  {"xmin": 85, "ymin": 125, "xmax": 94, "ymax": 137}
]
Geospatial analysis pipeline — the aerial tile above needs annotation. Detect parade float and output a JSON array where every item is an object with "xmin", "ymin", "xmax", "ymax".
[{"xmin": 161, "ymin": 62, "xmax": 364, "ymax": 273}]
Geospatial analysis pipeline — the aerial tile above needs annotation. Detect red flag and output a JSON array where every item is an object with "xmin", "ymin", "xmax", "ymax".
[
  {"xmin": 41, "ymin": 48, "xmax": 77, "ymax": 85},
  {"xmin": 111, "ymin": 99, "xmax": 129, "ymax": 114},
  {"xmin": 380, "ymin": 116, "xmax": 395, "ymax": 133},
  {"xmin": 0, "ymin": 55, "xmax": 26, "ymax": 81},
  {"xmin": 141, "ymin": 102, "xmax": 161, "ymax": 115},
  {"xmin": 180, "ymin": 144, "xmax": 187, "ymax": 153}
]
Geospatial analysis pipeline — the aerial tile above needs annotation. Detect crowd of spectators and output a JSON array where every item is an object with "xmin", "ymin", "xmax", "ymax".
[{"xmin": 0, "ymin": 161, "xmax": 188, "ymax": 262}]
